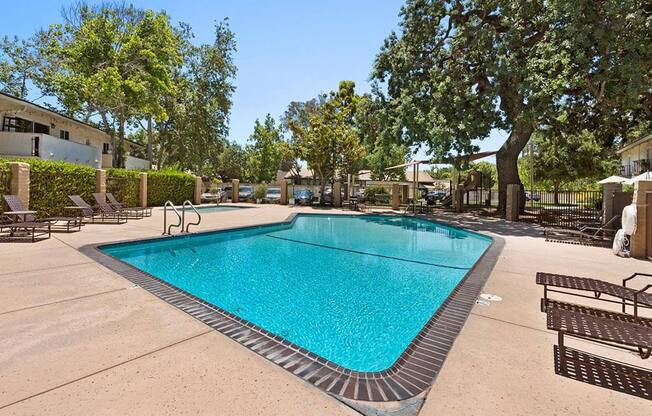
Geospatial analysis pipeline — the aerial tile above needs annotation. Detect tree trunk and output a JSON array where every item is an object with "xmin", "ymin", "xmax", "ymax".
[
  {"xmin": 319, "ymin": 172, "xmax": 326, "ymax": 206},
  {"xmin": 115, "ymin": 116, "xmax": 125, "ymax": 168},
  {"xmin": 496, "ymin": 124, "xmax": 533, "ymax": 214},
  {"xmin": 553, "ymin": 183, "xmax": 560, "ymax": 206},
  {"xmin": 147, "ymin": 116, "xmax": 153, "ymax": 169}
]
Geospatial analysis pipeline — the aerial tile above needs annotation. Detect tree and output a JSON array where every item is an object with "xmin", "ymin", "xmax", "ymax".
[
  {"xmin": 290, "ymin": 81, "xmax": 366, "ymax": 201},
  {"xmin": 530, "ymin": 130, "xmax": 618, "ymax": 204},
  {"xmin": 154, "ymin": 20, "xmax": 236, "ymax": 174},
  {"xmin": 37, "ymin": 2, "xmax": 182, "ymax": 167},
  {"xmin": 0, "ymin": 36, "xmax": 39, "ymax": 98},
  {"xmin": 280, "ymin": 96, "xmax": 326, "ymax": 180},
  {"xmin": 374, "ymin": 0, "xmax": 652, "ymax": 214},
  {"xmin": 246, "ymin": 114, "xmax": 284, "ymax": 183},
  {"xmin": 215, "ymin": 141, "xmax": 247, "ymax": 181}
]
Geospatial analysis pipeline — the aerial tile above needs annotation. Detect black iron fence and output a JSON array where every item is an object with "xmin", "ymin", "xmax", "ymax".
[{"xmin": 523, "ymin": 189, "xmax": 603, "ymax": 229}]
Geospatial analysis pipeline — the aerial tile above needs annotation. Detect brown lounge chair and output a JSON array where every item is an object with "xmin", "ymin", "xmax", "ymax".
[
  {"xmin": 69, "ymin": 195, "xmax": 127, "ymax": 224},
  {"xmin": 3, "ymin": 195, "xmax": 81, "ymax": 232},
  {"xmin": 106, "ymin": 192, "xmax": 152, "ymax": 218},
  {"xmin": 537, "ymin": 272, "xmax": 652, "ymax": 316},
  {"xmin": 0, "ymin": 215, "xmax": 51, "ymax": 242}
]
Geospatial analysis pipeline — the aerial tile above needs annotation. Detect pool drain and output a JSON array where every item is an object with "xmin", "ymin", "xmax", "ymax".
[
  {"xmin": 479, "ymin": 293, "xmax": 502, "ymax": 302},
  {"xmin": 475, "ymin": 299, "xmax": 490, "ymax": 306}
]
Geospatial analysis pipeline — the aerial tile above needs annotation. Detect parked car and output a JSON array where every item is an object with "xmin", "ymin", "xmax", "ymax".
[
  {"xmin": 201, "ymin": 190, "xmax": 222, "ymax": 203},
  {"xmin": 264, "ymin": 187, "xmax": 281, "ymax": 203},
  {"xmin": 525, "ymin": 191, "xmax": 541, "ymax": 202},
  {"xmin": 294, "ymin": 189, "xmax": 313, "ymax": 205},
  {"xmin": 221, "ymin": 186, "xmax": 233, "ymax": 201},
  {"xmin": 424, "ymin": 191, "xmax": 447, "ymax": 205},
  {"xmin": 239, "ymin": 185, "xmax": 254, "ymax": 201}
]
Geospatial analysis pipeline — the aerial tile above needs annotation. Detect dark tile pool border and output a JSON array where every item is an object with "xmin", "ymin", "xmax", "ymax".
[{"xmin": 80, "ymin": 213, "xmax": 504, "ymax": 403}]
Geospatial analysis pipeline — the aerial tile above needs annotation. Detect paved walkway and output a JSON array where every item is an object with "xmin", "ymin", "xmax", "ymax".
[{"xmin": 0, "ymin": 204, "xmax": 649, "ymax": 415}]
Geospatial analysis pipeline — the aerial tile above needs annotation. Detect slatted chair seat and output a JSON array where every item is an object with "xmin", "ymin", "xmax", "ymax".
[
  {"xmin": 537, "ymin": 272, "xmax": 652, "ymax": 314},
  {"xmin": 3, "ymin": 195, "xmax": 81, "ymax": 232},
  {"xmin": 547, "ymin": 306, "xmax": 652, "ymax": 359}
]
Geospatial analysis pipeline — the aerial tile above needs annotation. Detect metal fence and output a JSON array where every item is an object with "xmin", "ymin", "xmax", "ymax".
[{"xmin": 523, "ymin": 189, "xmax": 603, "ymax": 229}]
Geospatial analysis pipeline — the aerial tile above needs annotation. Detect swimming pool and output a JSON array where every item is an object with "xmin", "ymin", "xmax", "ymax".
[{"xmin": 101, "ymin": 214, "xmax": 491, "ymax": 374}]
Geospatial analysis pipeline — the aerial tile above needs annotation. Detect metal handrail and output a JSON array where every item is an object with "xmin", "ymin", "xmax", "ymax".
[
  {"xmin": 182, "ymin": 200, "xmax": 201, "ymax": 233},
  {"xmin": 163, "ymin": 201, "xmax": 182, "ymax": 235}
]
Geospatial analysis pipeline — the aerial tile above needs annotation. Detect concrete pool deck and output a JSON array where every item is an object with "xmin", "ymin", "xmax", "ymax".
[{"xmin": 0, "ymin": 204, "xmax": 650, "ymax": 415}]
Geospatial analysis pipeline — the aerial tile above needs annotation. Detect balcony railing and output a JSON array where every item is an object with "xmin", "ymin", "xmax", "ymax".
[
  {"xmin": 0, "ymin": 132, "xmax": 102, "ymax": 167},
  {"xmin": 620, "ymin": 158, "xmax": 651, "ymax": 178}
]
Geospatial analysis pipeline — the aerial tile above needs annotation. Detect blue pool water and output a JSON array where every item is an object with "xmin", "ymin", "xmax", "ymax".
[{"xmin": 102, "ymin": 215, "xmax": 491, "ymax": 372}]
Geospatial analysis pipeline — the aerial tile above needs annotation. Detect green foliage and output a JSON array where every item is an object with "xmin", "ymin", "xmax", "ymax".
[
  {"xmin": 215, "ymin": 141, "xmax": 248, "ymax": 181},
  {"xmin": 254, "ymin": 184, "xmax": 267, "ymax": 200},
  {"xmin": 23, "ymin": 159, "xmax": 95, "ymax": 217},
  {"xmin": 290, "ymin": 81, "xmax": 366, "ymax": 194},
  {"xmin": 106, "ymin": 168, "xmax": 140, "ymax": 208},
  {"xmin": 430, "ymin": 166, "xmax": 453, "ymax": 180},
  {"xmin": 363, "ymin": 184, "xmax": 390, "ymax": 204},
  {"xmin": 246, "ymin": 115, "xmax": 284, "ymax": 183},
  {"xmin": 528, "ymin": 130, "xmax": 619, "ymax": 191},
  {"xmin": 0, "ymin": 36, "xmax": 38, "ymax": 98},
  {"xmin": 373, "ymin": 0, "xmax": 652, "ymax": 211},
  {"xmin": 463, "ymin": 162, "xmax": 497, "ymax": 190},
  {"xmin": 146, "ymin": 169, "xmax": 195, "ymax": 206}
]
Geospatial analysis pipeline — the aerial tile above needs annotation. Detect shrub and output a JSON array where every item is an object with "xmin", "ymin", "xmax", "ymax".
[
  {"xmin": 254, "ymin": 184, "xmax": 267, "ymax": 201},
  {"xmin": 146, "ymin": 170, "xmax": 195, "ymax": 206},
  {"xmin": 107, "ymin": 168, "xmax": 140, "ymax": 207},
  {"xmin": 26, "ymin": 159, "xmax": 96, "ymax": 216},
  {"xmin": 363, "ymin": 185, "xmax": 389, "ymax": 204}
]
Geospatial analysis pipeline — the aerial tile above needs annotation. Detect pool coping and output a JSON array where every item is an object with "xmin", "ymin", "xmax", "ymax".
[{"xmin": 80, "ymin": 212, "xmax": 504, "ymax": 403}]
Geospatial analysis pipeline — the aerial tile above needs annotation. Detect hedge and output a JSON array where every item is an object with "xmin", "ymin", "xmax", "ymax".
[
  {"xmin": 0, "ymin": 162, "xmax": 10, "ymax": 211},
  {"xmin": 146, "ymin": 170, "xmax": 195, "ymax": 206},
  {"xmin": 107, "ymin": 168, "xmax": 140, "ymax": 208},
  {"xmin": 23, "ymin": 159, "xmax": 96, "ymax": 216}
]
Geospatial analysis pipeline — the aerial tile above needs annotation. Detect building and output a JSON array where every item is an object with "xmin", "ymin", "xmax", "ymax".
[
  {"xmin": 617, "ymin": 132, "xmax": 652, "ymax": 178},
  {"xmin": 0, "ymin": 92, "xmax": 149, "ymax": 169}
]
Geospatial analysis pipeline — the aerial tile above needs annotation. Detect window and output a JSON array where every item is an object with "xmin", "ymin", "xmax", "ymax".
[
  {"xmin": 2, "ymin": 116, "xmax": 33, "ymax": 133},
  {"xmin": 102, "ymin": 143, "xmax": 110, "ymax": 154},
  {"xmin": 59, "ymin": 129, "xmax": 70, "ymax": 140},
  {"xmin": 33, "ymin": 122, "xmax": 49, "ymax": 134}
]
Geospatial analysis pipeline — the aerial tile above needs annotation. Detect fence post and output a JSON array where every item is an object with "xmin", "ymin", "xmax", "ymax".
[
  {"xmin": 505, "ymin": 184, "xmax": 520, "ymax": 221},
  {"xmin": 630, "ymin": 180, "xmax": 652, "ymax": 258},
  {"xmin": 280, "ymin": 179, "xmax": 288, "ymax": 205},
  {"xmin": 194, "ymin": 176, "xmax": 202, "ymax": 205},
  {"xmin": 139, "ymin": 172, "xmax": 148, "ymax": 208},
  {"xmin": 602, "ymin": 183, "xmax": 621, "ymax": 227},
  {"xmin": 391, "ymin": 183, "xmax": 400, "ymax": 210},
  {"xmin": 8, "ymin": 162, "xmax": 30, "ymax": 207},
  {"xmin": 333, "ymin": 181, "xmax": 342, "ymax": 207},
  {"xmin": 454, "ymin": 187, "xmax": 464, "ymax": 213},
  {"xmin": 95, "ymin": 169, "xmax": 106, "ymax": 197},
  {"xmin": 232, "ymin": 179, "xmax": 240, "ymax": 203}
]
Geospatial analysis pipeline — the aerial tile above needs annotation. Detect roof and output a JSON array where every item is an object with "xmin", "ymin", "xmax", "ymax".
[
  {"xmin": 617, "ymin": 132, "xmax": 652, "ymax": 154},
  {"xmin": 284, "ymin": 168, "xmax": 315, "ymax": 179},
  {"xmin": 356, "ymin": 170, "xmax": 373, "ymax": 181},
  {"xmin": 404, "ymin": 170, "xmax": 436, "ymax": 183},
  {"xmin": 0, "ymin": 91, "xmax": 108, "ymax": 136}
]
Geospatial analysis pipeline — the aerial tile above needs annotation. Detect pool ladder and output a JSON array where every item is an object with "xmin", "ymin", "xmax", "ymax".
[{"xmin": 163, "ymin": 200, "xmax": 202, "ymax": 235}]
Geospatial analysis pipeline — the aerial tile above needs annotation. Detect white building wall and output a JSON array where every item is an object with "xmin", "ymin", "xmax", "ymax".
[
  {"xmin": 0, "ymin": 132, "xmax": 101, "ymax": 167},
  {"xmin": 125, "ymin": 155, "xmax": 150, "ymax": 170}
]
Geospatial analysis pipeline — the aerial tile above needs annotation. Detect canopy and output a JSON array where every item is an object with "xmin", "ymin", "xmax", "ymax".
[
  {"xmin": 597, "ymin": 175, "xmax": 628, "ymax": 184},
  {"xmin": 624, "ymin": 171, "xmax": 652, "ymax": 185}
]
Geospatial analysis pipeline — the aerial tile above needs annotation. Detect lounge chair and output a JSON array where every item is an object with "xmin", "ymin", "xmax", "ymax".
[
  {"xmin": 69, "ymin": 195, "xmax": 127, "ymax": 224},
  {"xmin": 537, "ymin": 272, "xmax": 652, "ymax": 316},
  {"xmin": 547, "ymin": 301, "xmax": 651, "ymax": 359},
  {"xmin": 3, "ymin": 195, "xmax": 81, "ymax": 232},
  {"xmin": 544, "ymin": 216, "xmax": 619, "ymax": 246},
  {"xmin": 0, "ymin": 215, "xmax": 51, "ymax": 242},
  {"xmin": 106, "ymin": 192, "xmax": 152, "ymax": 218}
]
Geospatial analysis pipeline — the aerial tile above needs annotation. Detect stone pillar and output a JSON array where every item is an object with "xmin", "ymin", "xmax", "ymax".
[
  {"xmin": 630, "ymin": 180, "xmax": 652, "ymax": 258},
  {"xmin": 194, "ymin": 176, "xmax": 202, "ymax": 205},
  {"xmin": 231, "ymin": 179, "xmax": 239, "ymax": 203},
  {"xmin": 139, "ymin": 172, "xmax": 148, "ymax": 208},
  {"xmin": 333, "ymin": 182, "xmax": 342, "ymax": 208},
  {"xmin": 8, "ymin": 162, "xmax": 30, "ymax": 208},
  {"xmin": 454, "ymin": 187, "xmax": 464, "ymax": 213},
  {"xmin": 505, "ymin": 184, "xmax": 520, "ymax": 221},
  {"xmin": 602, "ymin": 183, "xmax": 622, "ymax": 227},
  {"xmin": 280, "ymin": 179, "xmax": 288, "ymax": 205},
  {"xmin": 391, "ymin": 183, "xmax": 400, "ymax": 210},
  {"xmin": 95, "ymin": 169, "xmax": 106, "ymax": 196}
]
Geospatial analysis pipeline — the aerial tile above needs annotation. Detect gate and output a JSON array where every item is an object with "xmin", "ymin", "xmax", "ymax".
[{"xmin": 524, "ymin": 189, "xmax": 603, "ymax": 229}]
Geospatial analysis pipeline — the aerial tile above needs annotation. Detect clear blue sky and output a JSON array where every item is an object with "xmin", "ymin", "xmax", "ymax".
[{"xmin": 2, "ymin": 0, "xmax": 505, "ymax": 161}]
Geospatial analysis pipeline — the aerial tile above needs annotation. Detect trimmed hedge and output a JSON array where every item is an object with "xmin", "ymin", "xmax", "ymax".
[
  {"xmin": 107, "ymin": 168, "xmax": 140, "ymax": 208},
  {"xmin": 25, "ymin": 159, "xmax": 96, "ymax": 216},
  {"xmin": 146, "ymin": 170, "xmax": 195, "ymax": 206}
]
